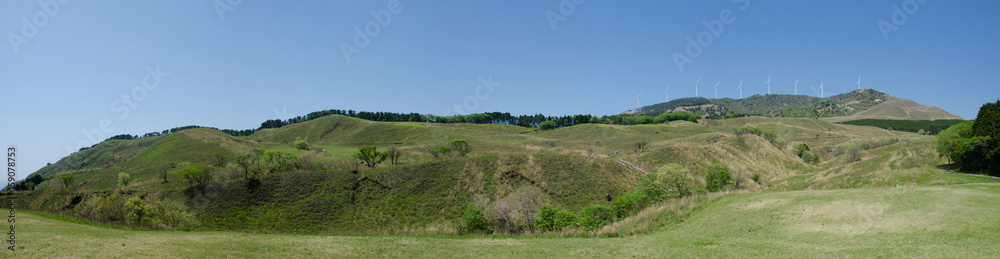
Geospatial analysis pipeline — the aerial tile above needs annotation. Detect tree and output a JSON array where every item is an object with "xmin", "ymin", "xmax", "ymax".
[
  {"xmin": 642, "ymin": 163, "xmax": 698, "ymax": 201},
  {"xmin": 355, "ymin": 145, "xmax": 388, "ymax": 169},
  {"xmin": 634, "ymin": 141, "xmax": 648, "ymax": 153},
  {"xmin": 60, "ymin": 175, "xmax": 75, "ymax": 187},
  {"xmin": 793, "ymin": 142, "xmax": 810, "ymax": 158},
  {"xmin": 117, "ymin": 172, "xmax": 132, "ymax": 188},
  {"xmin": 539, "ymin": 120, "xmax": 558, "ymax": 130},
  {"xmin": 450, "ymin": 140, "xmax": 471, "ymax": 157},
  {"xmin": 234, "ymin": 153, "xmax": 255, "ymax": 179},
  {"xmin": 176, "ymin": 164, "xmax": 211, "ymax": 187},
  {"xmin": 386, "ymin": 147, "xmax": 402, "ymax": 165},
  {"xmin": 428, "ymin": 145, "xmax": 452, "ymax": 159},
  {"xmin": 704, "ymin": 165, "xmax": 732, "ymax": 192},
  {"xmin": 730, "ymin": 164, "xmax": 754, "ymax": 189},
  {"xmin": 971, "ymin": 100, "xmax": 999, "ymax": 174},
  {"xmin": 125, "ymin": 196, "xmax": 148, "ymax": 225},
  {"xmin": 293, "ymin": 137, "xmax": 310, "ymax": 150},
  {"xmin": 157, "ymin": 164, "xmax": 171, "ymax": 183}
]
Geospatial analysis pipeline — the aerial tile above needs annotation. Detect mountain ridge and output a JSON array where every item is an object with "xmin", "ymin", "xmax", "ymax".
[{"xmin": 630, "ymin": 89, "xmax": 963, "ymax": 121}]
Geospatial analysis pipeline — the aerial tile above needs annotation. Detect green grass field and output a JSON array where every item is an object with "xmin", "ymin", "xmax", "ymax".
[{"xmin": 8, "ymin": 183, "xmax": 999, "ymax": 258}]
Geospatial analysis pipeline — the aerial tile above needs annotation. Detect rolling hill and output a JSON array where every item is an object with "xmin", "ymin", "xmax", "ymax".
[
  {"xmin": 1, "ymin": 91, "xmax": 983, "ymax": 238},
  {"xmin": 633, "ymin": 89, "xmax": 962, "ymax": 121}
]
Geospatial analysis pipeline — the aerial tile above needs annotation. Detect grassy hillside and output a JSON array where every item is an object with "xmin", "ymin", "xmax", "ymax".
[
  {"xmin": 4, "ymin": 108, "xmax": 987, "ymax": 237},
  {"xmin": 636, "ymin": 89, "xmax": 890, "ymax": 118},
  {"xmin": 10, "ymin": 183, "xmax": 1000, "ymax": 257},
  {"xmin": 838, "ymin": 119, "xmax": 967, "ymax": 135}
]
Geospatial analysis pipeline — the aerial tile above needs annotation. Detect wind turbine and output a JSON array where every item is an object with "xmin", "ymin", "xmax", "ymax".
[
  {"xmin": 738, "ymin": 80, "xmax": 743, "ymax": 99},
  {"xmin": 635, "ymin": 92, "xmax": 643, "ymax": 110},
  {"xmin": 819, "ymin": 79, "xmax": 825, "ymax": 98},
  {"xmin": 714, "ymin": 81, "xmax": 720, "ymax": 98},
  {"xmin": 693, "ymin": 77, "xmax": 701, "ymax": 97},
  {"xmin": 793, "ymin": 79, "xmax": 800, "ymax": 95},
  {"xmin": 664, "ymin": 84, "xmax": 671, "ymax": 102},
  {"xmin": 765, "ymin": 75, "xmax": 772, "ymax": 95},
  {"xmin": 856, "ymin": 75, "xmax": 862, "ymax": 90}
]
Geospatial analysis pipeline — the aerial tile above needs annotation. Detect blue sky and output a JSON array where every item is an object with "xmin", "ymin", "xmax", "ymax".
[{"xmin": 2, "ymin": 1, "xmax": 998, "ymax": 180}]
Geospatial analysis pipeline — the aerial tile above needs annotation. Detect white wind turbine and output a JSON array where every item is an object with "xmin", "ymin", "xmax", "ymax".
[
  {"xmin": 819, "ymin": 79, "xmax": 825, "ymax": 98},
  {"xmin": 664, "ymin": 84, "xmax": 671, "ymax": 102},
  {"xmin": 856, "ymin": 75, "xmax": 862, "ymax": 90},
  {"xmin": 738, "ymin": 80, "xmax": 743, "ymax": 99},
  {"xmin": 793, "ymin": 79, "xmax": 800, "ymax": 95},
  {"xmin": 636, "ymin": 92, "xmax": 644, "ymax": 110},
  {"xmin": 714, "ymin": 81, "xmax": 720, "ymax": 98},
  {"xmin": 765, "ymin": 74, "xmax": 772, "ymax": 95},
  {"xmin": 693, "ymin": 77, "xmax": 701, "ymax": 97}
]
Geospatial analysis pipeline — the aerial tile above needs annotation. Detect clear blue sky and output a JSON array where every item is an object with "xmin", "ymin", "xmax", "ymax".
[{"xmin": 2, "ymin": 1, "xmax": 998, "ymax": 180}]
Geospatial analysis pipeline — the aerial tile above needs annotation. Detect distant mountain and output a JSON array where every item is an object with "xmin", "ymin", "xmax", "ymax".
[{"xmin": 631, "ymin": 89, "xmax": 960, "ymax": 120}]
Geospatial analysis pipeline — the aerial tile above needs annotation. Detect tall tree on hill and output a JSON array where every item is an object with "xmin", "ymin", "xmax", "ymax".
[{"xmin": 971, "ymin": 100, "xmax": 999, "ymax": 174}]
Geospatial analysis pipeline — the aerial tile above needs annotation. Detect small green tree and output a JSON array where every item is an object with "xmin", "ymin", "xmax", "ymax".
[
  {"xmin": 125, "ymin": 196, "xmax": 148, "ymax": 225},
  {"xmin": 293, "ymin": 137, "xmax": 310, "ymax": 150},
  {"xmin": 705, "ymin": 165, "xmax": 732, "ymax": 192},
  {"xmin": 60, "ymin": 175, "xmax": 75, "ymax": 187},
  {"xmin": 656, "ymin": 163, "xmax": 698, "ymax": 199},
  {"xmin": 634, "ymin": 141, "xmax": 649, "ymax": 153},
  {"xmin": 355, "ymin": 145, "xmax": 388, "ymax": 169},
  {"xmin": 117, "ymin": 172, "xmax": 132, "ymax": 188},
  {"xmin": 793, "ymin": 142, "xmax": 810, "ymax": 157},
  {"xmin": 450, "ymin": 140, "xmax": 472, "ymax": 157},
  {"xmin": 175, "ymin": 164, "xmax": 210, "ymax": 187},
  {"xmin": 386, "ymin": 147, "xmax": 402, "ymax": 165},
  {"xmin": 428, "ymin": 145, "xmax": 452, "ymax": 159},
  {"xmin": 157, "ymin": 164, "xmax": 171, "ymax": 183},
  {"xmin": 539, "ymin": 120, "xmax": 558, "ymax": 130}
]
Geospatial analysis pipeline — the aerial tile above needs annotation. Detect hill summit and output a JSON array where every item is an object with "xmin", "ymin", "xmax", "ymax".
[{"xmin": 631, "ymin": 89, "xmax": 961, "ymax": 120}]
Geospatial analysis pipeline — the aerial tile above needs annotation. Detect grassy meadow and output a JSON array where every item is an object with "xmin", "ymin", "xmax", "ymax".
[{"xmin": 8, "ymin": 182, "xmax": 1000, "ymax": 258}]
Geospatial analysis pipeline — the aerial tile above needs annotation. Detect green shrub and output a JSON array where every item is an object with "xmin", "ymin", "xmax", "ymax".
[
  {"xmin": 59, "ymin": 175, "xmax": 74, "ymax": 187},
  {"xmin": 124, "ymin": 196, "xmax": 149, "ymax": 225},
  {"xmin": 577, "ymin": 205, "xmax": 614, "ymax": 230},
  {"xmin": 539, "ymin": 120, "xmax": 558, "ymax": 130},
  {"xmin": 801, "ymin": 150, "xmax": 820, "ymax": 165},
  {"xmin": 535, "ymin": 206, "xmax": 577, "ymax": 231},
  {"xmin": 611, "ymin": 192, "xmax": 649, "ymax": 220},
  {"xmin": 704, "ymin": 165, "xmax": 732, "ymax": 192},
  {"xmin": 176, "ymin": 164, "xmax": 211, "ymax": 187},
  {"xmin": 752, "ymin": 174, "xmax": 760, "ymax": 182},
  {"xmin": 793, "ymin": 142, "xmax": 810, "ymax": 157},
  {"xmin": 462, "ymin": 208, "xmax": 490, "ymax": 234},
  {"xmin": 293, "ymin": 137, "xmax": 309, "ymax": 150},
  {"xmin": 93, "ymin": 193, "xmax": 127, "ymax": 221},
  {"xmin": 149, "ymin": 200, "xmax": 196, "ymax": 229},
  {"xmin": 117, "ymin": 172, "xmax": 132, "ymax": 188}
]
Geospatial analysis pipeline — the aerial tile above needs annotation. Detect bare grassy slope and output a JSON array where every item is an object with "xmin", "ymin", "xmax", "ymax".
[{"xmin": 826, "ymin": 96, "xmax": 965, "ymax": 122}]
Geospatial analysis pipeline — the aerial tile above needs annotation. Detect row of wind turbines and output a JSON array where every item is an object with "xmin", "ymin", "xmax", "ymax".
[{"xmin": 637, "ymin": 75, "xmax": 865, "ymax": 110}]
